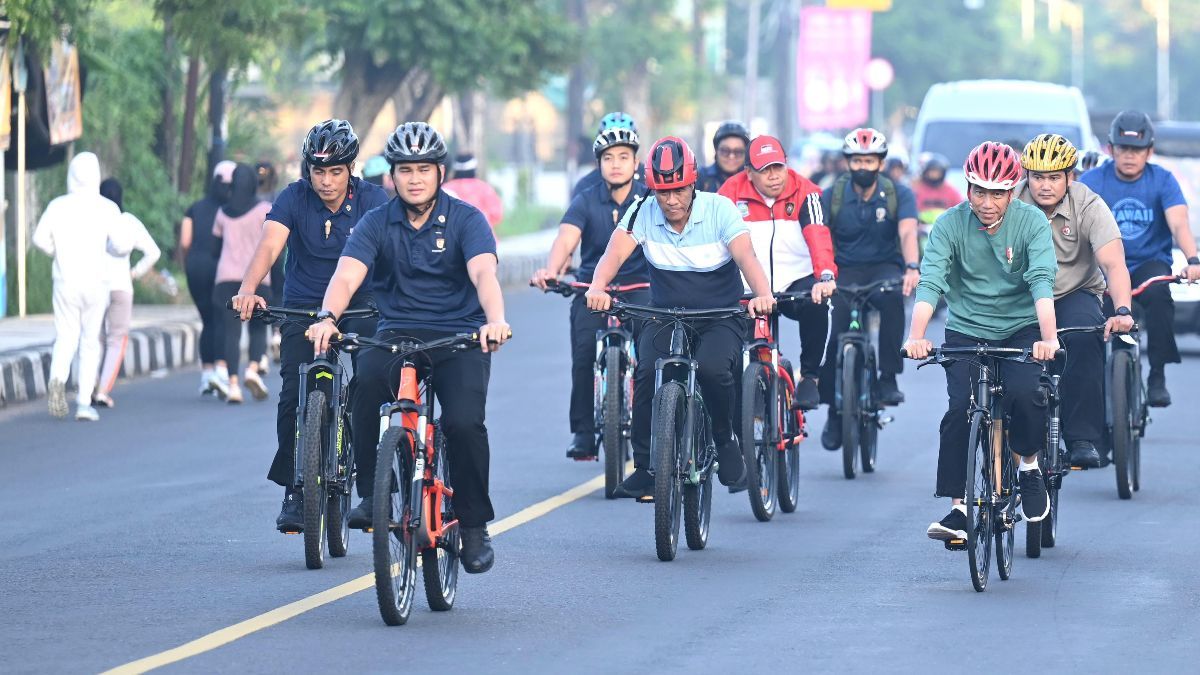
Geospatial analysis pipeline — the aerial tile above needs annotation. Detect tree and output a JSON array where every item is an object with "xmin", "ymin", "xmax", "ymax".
[{"xmin": 3, "ymin": 0, "xmax": 94, "ymax": 48}]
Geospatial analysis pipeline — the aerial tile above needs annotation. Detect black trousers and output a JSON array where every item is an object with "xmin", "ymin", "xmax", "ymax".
[
  {"xmin": 630, "ymin": 317, "xmax": 742, "ymax": 468},
  {"xmin": 568, "ymin": 289, "xmax": 650, "ymax": 435},
  {"xmin": 267, "ymin": 306, "xmax": 376, "ymax": 487},
  {"xmin": 936, "ymin": 325, "xmax": 1046, "ymax": 499},
  {"xmin": 777, "ymin": 275, "xmax": 832, "ymax": 379},
  {"xmin": 818, "ymin": 262, "xmax": 906, "ymax": 405},
  {"xmin": 352, "ymin": 329, "xmax": 494, "ymax": 527},
  {"xmin": 1128, "ymin": 260, "xmax": 1180, "ymax": 370},
  {"xmin": 1056, "ymin": 290, "xmax": 1105, "ymax": 445},
  {"xmin": 186, "ymin": 260, "xmax": 218, "ymax": 364},
  {"xmin": 212, "ymin": 281, "xmax": 269, "ymax": 373}
]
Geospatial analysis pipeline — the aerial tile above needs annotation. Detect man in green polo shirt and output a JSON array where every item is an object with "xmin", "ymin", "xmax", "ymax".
[{"xmin": 904, "ymin": 141, "xmax": 1059, "ymax": 543}]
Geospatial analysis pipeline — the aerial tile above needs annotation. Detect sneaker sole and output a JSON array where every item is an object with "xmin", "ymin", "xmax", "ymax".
[
  {"xmin": 927, "ymin": 524, "xmax": 968, "ymax": 541},
  {"xmin": 277, "ymin": 524, "xmax": 303, "ymax": 534},
  {"xmin": 244, "ymin": 378, "xmax": 269, "ymax": 401}
]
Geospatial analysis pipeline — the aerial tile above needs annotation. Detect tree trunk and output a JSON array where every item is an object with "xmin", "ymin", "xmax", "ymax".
[
  {"xmin": 565, "ymin": 0, "xmax": 587, "ymax": 195},
  {"xmin": 177, "ymin": 56, "xmax": 200, "ymax": 195},
  {"xmin": 391, "ymin": 68, "xmax": 444, "ymax": 124},
  {"xmin": 691, "ymin": 0, "xmax": 706, "ymax": 154},
  {"xmin": 333, "ymin": 49, "xmax": 412, "ymax": 134},
  {"xmin": 206, "ymin": 58, "xmax": 229, "ymax": 180},
  {"xmin": 157, "ymin": 11, "xmax": 178, "ymax": 189}
]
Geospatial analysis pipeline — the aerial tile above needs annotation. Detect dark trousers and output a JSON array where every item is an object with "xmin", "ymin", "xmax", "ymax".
[
  {"xmin": 212, "ymin": 281, "xmax": 269, "ymax": 373},
  {"xmin": 1056, "ymin": 290, "xmax": 1105, "ymax": 444},
  {"xmin": 818, "ymin": 262, "xmax": 906, "ymax": 405},
  {"xmin": 352, "ymin": 329, "xmax": 494, "ymax": 527},
  {"xmin": 1128, "ymin": 260, "xmax": 1180, "ymax": 370},
  {"xmin": 568, "ymin": 289, "xmax": 650, "ymax": 435},
  {"xmin": 630, "ymin": 317, "xmax": 742, "ymax": 468},
  {"xmin": 777, "ymin": 275, "xmax": 832, "ymax": 378},
  {"xmin": 267, "ymin": 306, "xmax": 376, "ymax": 487},
  {"xmin": 936, "ymin": 325, "xmax": 1046, "ymax": 499},
  {"xmin": 186, "ymin": 261, "xmax": 218, "ymax": 364}
]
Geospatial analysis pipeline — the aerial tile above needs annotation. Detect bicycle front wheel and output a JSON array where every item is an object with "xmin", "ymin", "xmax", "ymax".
[
  {"xmin": 965, "ymin": 413, "xmax": 993, "ymax": 592},
  {"xmin": 603, "ymin": 347, "xmax": 627, "ymax": 499},
  {"xmin": 840, "ymin": 344, "xmax": 860, "ymax": 480},
  {"xmin": 741, "ymin": 363, "xmax": 776, "ymax": 522},
  {"xmin": 777, "ymin": 359, "xmax": 801, "ymax": 513},
  {"xmin": 373, "ymin": 426, "xmax": 418, "ymax": 626},
  {"xmin": 327, "ymin": 409, "xmax": 352, "ymax": 558},
  {"xmin": 860, "ymin": 354, "xmax": 879, "ymax": 473},
  {"xmin": 1111, "ymin": 350, "xmax": 1135, "ymax": 500},
  {"xmin": 653, "ymin": 382, "xmax": 687, "ymax": 561},
  {"xmin": 422, "ymin": 423, "xmax": 459, "ymax": 611},
  {"xmin": 301, "ymin": 390, "xmax": 329, "ymax": 570},
  {"xmin": 995, "ymin": 446, "xmax": 1015, "ymax": 580}
]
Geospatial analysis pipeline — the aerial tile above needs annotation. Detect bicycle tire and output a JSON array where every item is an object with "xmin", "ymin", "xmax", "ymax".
[
  {"xmin": 860, "ymin": 352, "xmax": 879, "ymax": 474},
  {"xmin": 1131, "ymin": 359, "xmax": 1143, "ymax": 493},
  {"xmin": 327, "ymin": 409, "xmax": 352, "ymax": 558},
  {"xmin": 1111, "ymin": 350, "xmax": 1135, "ymax": 500},
  {"xmin": 996, "ymin": 445, "xmax": 1015, "ymax": 580},
  {"xmin": 373, "ymin": 426, "xmax": 417, "ymax": 626},
  {"xmin": 683, "ymin": 470, "xmax": 713, "ymax": 550},
  {"xmin": 777, "ymin": 359, "xmax": 801, "ymax": 514},
  {"xmin": 422, "ymin": 423, "xmax": 459, "ymax": 612},
  {"xmin": 603, "ymin": 347, "xmax": 626, "ymax": 499},
  {"xmin": 301, "ymin": 390, "xmax": 329, "ymax": 570},
  {"xmin": 1041, "ymin": 416, "xmax": 1061, "ymax": 550},
  {"xmin": 653, "ymin": 382, "xmax": 686, "ymax": 561},
  {"xmin": 741, "ymin": 363, "xmax": 776, "ymax": 522},
  {"xmin": 840, "ymin": 344, "xmax": 860, "ymax": 480},
  {"xmin": 965, "ymin": 412, "xmax": 993, "ymax": 592}
]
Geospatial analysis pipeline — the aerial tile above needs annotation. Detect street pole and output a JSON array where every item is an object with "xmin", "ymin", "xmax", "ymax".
[
  {"xmin": 744, "ymin": 0, "xmax": 761, "ymax": 126},
  {"xmin": 1069, "ymin": 5, "xmax": 1084, "ymax": 90},
  {"xmin": 14, "ymin": 40, "xmax": 26, "ymax": 317},
  {"xmin": 1155, "ymin": 0, "xmax": 1170, "ymax": 119}
]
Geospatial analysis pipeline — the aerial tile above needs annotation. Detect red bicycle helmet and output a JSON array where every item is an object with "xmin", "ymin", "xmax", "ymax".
[
  {"xmin": 964, "ymin": 141, "xmax": 1023, "ymax": 190},
  {"xmin": 645, "ymin": 136, "xmax": 698, "ymax": 190}
]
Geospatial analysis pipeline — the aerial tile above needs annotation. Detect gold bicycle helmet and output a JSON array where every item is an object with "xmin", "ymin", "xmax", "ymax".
[{"xmin": 1021, "ymin": 133, "xmax": 1078, "ymax": 173}]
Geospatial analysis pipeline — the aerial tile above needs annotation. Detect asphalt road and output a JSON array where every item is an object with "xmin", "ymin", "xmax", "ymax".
[{"xmin": 3, "ymin": 288, "xmax": 1198, "ymax": 673}]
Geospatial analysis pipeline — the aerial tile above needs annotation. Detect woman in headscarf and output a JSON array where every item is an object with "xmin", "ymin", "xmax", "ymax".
[{"xmin": 180, "ymin": 161, "xmax": 234, "ymax": 395}]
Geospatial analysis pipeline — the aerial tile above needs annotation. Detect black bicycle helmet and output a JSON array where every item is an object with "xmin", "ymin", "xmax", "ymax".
[
  {"xmin": 384, "ymin": 122, "xmax": 449, "ymax": 165},
  {"xmin": 712, "ymin": 120, "xmax": 750, "ymax": 150},
  {"xmin": 302, "ymin": 119, "xmax": 359, "ymax": 167},
  {"xmin": 1109, "ymin": 110, "xmax": 1155, "ymax": 148}
]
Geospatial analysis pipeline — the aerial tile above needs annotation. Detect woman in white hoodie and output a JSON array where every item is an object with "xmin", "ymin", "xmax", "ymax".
[{"xmin": 32, "ymin": 152, "xmax": 131, "ymax": 421}]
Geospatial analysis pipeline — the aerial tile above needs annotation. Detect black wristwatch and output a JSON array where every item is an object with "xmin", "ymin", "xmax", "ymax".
[
  {"xmin": 316, "ymin": 310, "xmax": 337, "ymax": 323},
  {"xmin": 819, "ymin": 272, "xmax": 835, "ymax": 283},
  {"xmin": 1116, "ymin": 306, "xmax": 1132, "ymax": 317},
  {"xmin": 1187, "ymin": 256, "xmax": 1200, "ymax": 266},
  {"xmin": 906, "ymin": 262, "xmax": 920, "ymax": 271}
]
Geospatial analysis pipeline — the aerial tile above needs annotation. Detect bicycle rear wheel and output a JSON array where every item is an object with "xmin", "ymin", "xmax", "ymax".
[
  {"xmin": 301, "ymin": 390, "xmax": 329, "ymax": 570},
  {"xmin": 741, "ymin": 363, "xmax": 776, "ymax": 522},
  {"xmin": 840, "ymin": 344, "xmax": 860, "ymax": 480},
  {"xmin": 996, "ymin": 446, "xmax": 1015, "ymax": 580},
  {"xmin": 327, "ymin": 409, "xmax": 352, "ymax": 558},
  {"xmin": 860, "ymin": 354, "xmax": 879, "ymax": 473},
  {"xmin": 422, "ymin": 423, "xmax": 459, "ymax": 611},
  {"xmin": 602, "ymin": 347, "xmax": 627, "ymax": 499},
  {"xmin": 653, "ymin": 382, "xmax": 687, "ymax": 561},
  {"xmin": 373, "ymin": 426, "xmax": 418, "ymax": 626},
  {"xmin": 1111, "ymin": 350, "xmax": 1135, "ymax": 500},
  {"xmin": 965, "ymin": 413, "xmax": 993, "ymax": 592},
  {"xmin": 777, "ymin": 359, "xmax": 801, "ymax": 513}
]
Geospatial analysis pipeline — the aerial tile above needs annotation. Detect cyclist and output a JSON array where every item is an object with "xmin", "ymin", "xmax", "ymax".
[
  {"xmin": 308, "ymin": 121, "xmax": 510, "ymax": 574},
  {"xmin": 819, "ymin": 128, "xmax": 919, "ymax": 449},
  {"xmin": 531, "ymin": 120, "xmax": 651, "ymax": 460},
  {"xmin": 573, "ymin": 112, "xmax": 641, "ymax": 198},
  {"xmin": 913, "ymin": 153, "xmax": 963, "ymax": 231},
  {"xmin": 230, "ymin": 119, "xmax": 389, "ymax": 533},
  {"xmin": 1079, "ymin": 111, "xmax": 1200, "ymax": 407},
  {"xmin": 884, "ymin": 155, "xmax": 909, "ymax": 186},
  {"xmin": 697, "ymin": 120, "xmax": 751, "ymax": 193},
  {"xmin": 717, "ymin": 134, "xmax": 835, "ymax": 410},
  {"xmin": 443, "ymin": 152, "xmax": 504, "ymax": 231},
  {"xmin": 1016, "ymin": 134, "xmax": 1134, "ymax": 468},
  {"xmin": 904, "ymin": 141, "xmax": 1057, "ymax": 542},
  {"xmin": 584, "ymin": 136, "xmax": 776, "ymax": 499}
]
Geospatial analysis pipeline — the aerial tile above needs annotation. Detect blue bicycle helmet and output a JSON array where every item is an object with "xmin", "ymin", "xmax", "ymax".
[{"xmin": 598, "ymin": 112, "xmax": 638, "ymax": 134}]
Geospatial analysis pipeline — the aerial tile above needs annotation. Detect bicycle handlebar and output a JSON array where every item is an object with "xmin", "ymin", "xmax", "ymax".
[
  {"xmin": 901, "ymin": 345, "xmax": 1066, "ymax": 366},
  {"xmin": 598, "ymin": 300, "xmax": 748, "ymax": 321},
  {"xmin": 330, "ymin": 331, "xmax": 508, "ymax": 357},
  {"xmin": 532, "ymin": 278, "xmax": 651, "ymax": 297},
  {"xmin": 834, "ymin": 277, "xmax": 904, "ymax": 297},
  {"xmin": 1057, "ymin": 323, "xmax": 1139, "ymax": 336},
  {"xmin": 226, "ymin": 300, "xmax": 379, "ymax": 323},
  {"xmin": 1129, "ymin": 274, "xmax": 1187, "ymax": 298}
]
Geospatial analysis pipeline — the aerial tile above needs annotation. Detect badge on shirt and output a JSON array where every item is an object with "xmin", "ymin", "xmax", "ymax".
[
  {"xmin": 785, "ymin": 202, "xmax": 795, "ymax": 216},
  {"xmin": 1006, "ymin": 247, "xmax": 1014, "ymax": 265},
  {"xmin": 876, "ymin": 207, "xmax": 887, "ymax": 222},
  {"xmin": 737, "ymin": 200, "xmax": 750, "ymax": 218},
  {"xmin": 1062, "ymin": 225, "xmax": 1072, "ymax": 236},
  {"xmin": 434, "ymin": 237, "xmax": 445, "ymax": 252}
]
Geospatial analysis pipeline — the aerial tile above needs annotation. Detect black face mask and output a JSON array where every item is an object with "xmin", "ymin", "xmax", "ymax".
[
  {"xmin": 923, "ymin": 171, "xmax": 945, "ymax": 187},
  {"xmin": 851, "ymin": 168, "xmax": 877, "ymax": 189}
]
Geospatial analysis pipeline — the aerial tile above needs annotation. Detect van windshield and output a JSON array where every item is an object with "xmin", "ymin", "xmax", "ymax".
[{"xmin": 922, "ymin": 121, "xmax": 1083, "ymax": 167}]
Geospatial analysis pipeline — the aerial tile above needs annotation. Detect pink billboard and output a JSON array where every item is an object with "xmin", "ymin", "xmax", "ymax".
[{"xmin": 796, "ymin": 8, "xmax": 872, "ymax": 131}]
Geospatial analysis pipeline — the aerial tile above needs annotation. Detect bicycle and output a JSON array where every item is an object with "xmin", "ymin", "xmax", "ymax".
[
  {"xmin": 534, "ymin": 278, "xmax": 650, "ymax": 498},
  {"xmin": 831, "ymin": 278, "xmax": 903, "ymax": 480},
  {"xmin": 600, "ymin": 301, "xmax": 748, "ymax": 561},
  {"xmin": 239, "ymin": 304, "xmax": 378, "ymax": 570},
  {"xmin": 907, "ymin": 344, "xmax": 1061, "ymax": 592},
  {"xmin": 739, "ymin": 291, "xmax": 808, "ymax": 522}
]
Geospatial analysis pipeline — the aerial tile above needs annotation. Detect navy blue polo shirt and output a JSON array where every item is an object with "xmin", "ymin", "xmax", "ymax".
[
  {"xmin": 821, "ymin": 178, "xmax": 917, "ymax": 268},
  {"xmin": 267, "ymin": 176, "xmax": 389, "ymax": 306},
  {"xmin": 342, "ymin": 191, "xmax": 497, "ymax": 332},
  {"xmin": 561, "ymin": 182, "xmax": 650, "ymax": 284}
]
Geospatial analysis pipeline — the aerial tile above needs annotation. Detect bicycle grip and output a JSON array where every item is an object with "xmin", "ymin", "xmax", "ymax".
[{"xmin": 899, "ymin": 348, "xmax": 909, "ymax": 359}]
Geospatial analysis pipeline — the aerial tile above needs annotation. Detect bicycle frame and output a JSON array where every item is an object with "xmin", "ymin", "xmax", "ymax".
[
  {"xmin": 742, "ymin": 303, "xmax": 804, "ymax": 451},
  {"xmin": 293, "ymin": 347, "xmax": 353, "ymax": 492},
  {"xmin": 832, "ymin": 280, "xmax": 900, "ymax": 415},
  {"xmin": 652, "ymin": 322, "xmax": 709, "ymax": 485}
]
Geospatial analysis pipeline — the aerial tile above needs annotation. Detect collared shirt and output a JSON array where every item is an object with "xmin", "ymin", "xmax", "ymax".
[
  {"xmin": 266, "ymin": 176, "xmax": 389, "ymax": 306},
  {"xmin": 561, "ymin": 181, "xmax": 650, "ymax": 284},
  {"xmin": 620, "ymin": 190, "xmax": 749, "ymax": 308},
  {"xmin": 1079, "ymin": 161, "xmax": 1186, "ymax": 274},
  {"xmin": 1016, "ymin": 180, "xmax": 1121, "ymax": 299},
  {"xmin": 822, "ymin": 177, "xmax": 917, "ymax": 268},
  {"xmin": 341, "ymin": 191, "xmax": 497, "ymax": 332}
]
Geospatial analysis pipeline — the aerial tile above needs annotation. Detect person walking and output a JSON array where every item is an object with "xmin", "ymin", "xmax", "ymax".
[{"xmin": 179, "ymin": 161, "xmax": 235, "ymax": 395}]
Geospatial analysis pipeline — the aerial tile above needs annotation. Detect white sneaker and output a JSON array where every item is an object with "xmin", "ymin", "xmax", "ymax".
[
  {"xmin": 75, "ymin": 405, "xmax": 100, "ymax": 421},
  {"xmin": 243, "ymin": 369, "xmax": 269, "ymax": 401},
  {"xmin": 226, "ymin": 382, "xmax": 244, "ymax": 404},
  {"xmin": 199, "ymin": 370, "xmax": 215, "ymax": 396},
  {"xmin": 48, "ymin": 379, "xmax": 69, "ymax": 419},
  {"xmin": 257, "ymin": 355, "xmax": 270, "ymax": 377},
  {"xmin": 208, "ymin": 372, "xmax": 231, "ymax": 400}
]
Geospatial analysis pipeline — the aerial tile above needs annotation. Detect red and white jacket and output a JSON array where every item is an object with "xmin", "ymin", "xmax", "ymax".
[{"xmin": 718, "ymin": 168, "xmax": 836, "ymax": 292}]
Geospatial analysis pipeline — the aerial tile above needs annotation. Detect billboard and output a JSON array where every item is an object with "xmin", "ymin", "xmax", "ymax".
[
  {"xmin": 45, "ymin": 39, "xmax": 83, "ymax": 145},
  {"xmin": 796, "ymin": 8, "xmax": 873, "ymax": 131}
]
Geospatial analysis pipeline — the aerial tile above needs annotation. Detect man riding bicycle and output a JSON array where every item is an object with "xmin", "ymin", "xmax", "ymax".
[
  {"xmin": 230, "ymin": 119, "xmax": 388, "ymax": 533},
  {"xmin": 1016, "ymin": 133, "xmax": 1135, "ymax": 468},
  {"xmin": 1079, "ymin": 111, "xmax": 1200, "ymax": 407},
  {"xmin": 697, "ymin": 121, "xmax": 751, "ymax": 193},
  {"xmin": 307, "ymin": 122, "xmax": 510, "ymax": 574},
  {"xmin": 585, "ymin": 136, "xmax": 775, "ymax": 500},
  {"xmin": 532, "ymin": 119, "xmax": 651, "ymax": 460},
  {"xmin": 717, "ymin": 134, "xmax": 835, "ymax": 410},
  {"xmin": 904, "ymin": 141, "xmax": 1057, "ymax": 542},
  {"xmin": 573, "ymin": 112, "xmax": 642, "ymax": 199}
]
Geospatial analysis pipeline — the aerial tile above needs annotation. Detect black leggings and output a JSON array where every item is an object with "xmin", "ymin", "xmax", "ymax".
[
  {"xmin": 212, "ymin": 280, "xmax": 269, "ymax": 374},
  {"xmin": 186, "ymin": 261, "xmax": 218, "ymax": 364}
]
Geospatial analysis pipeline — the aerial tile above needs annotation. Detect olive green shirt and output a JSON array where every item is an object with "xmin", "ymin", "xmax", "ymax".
[
  {"xmin": 1015, "ymin": 180, "xmax": 1121, "ymax": 299},
  {"xmin": 916, "ymin": 199, "xmax": 1058, "ymax": 341}
]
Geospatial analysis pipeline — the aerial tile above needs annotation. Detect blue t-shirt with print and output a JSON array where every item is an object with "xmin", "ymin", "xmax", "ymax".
[{"xmin": 1079, "ymin": 162, "xmax": 1186, "ymax": 273}]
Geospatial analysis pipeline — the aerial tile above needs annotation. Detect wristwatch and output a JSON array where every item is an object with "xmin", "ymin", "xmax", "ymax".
[
  {"xmin": 906, "ymin": 262, "xmax": 920, "ymax": 271},
  {"xmin": 819, "ymin": 272, "xmax": 835, "ymax": 283},
  {"xmin": 1116, "ymin": 306, "xmax": 1132, "ymax": 317},
  {"xmin": 1187, "ymin": 256, "xmax": 1200, "ymax": 266},
  {"xmin": 316, "ymin": 310, "xmax": 337, "ymax": 323}
]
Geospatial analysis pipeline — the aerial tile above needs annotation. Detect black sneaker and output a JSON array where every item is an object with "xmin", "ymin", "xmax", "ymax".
[
  {"xmin": 927, "ymin": 507, "xmax": 968, "ymax": 541},
  {"xmin": 276, "ymin": 492, "xmax": 304, "ymax": 533},
  {"xmin": 1019, "ymin": 468, "xmax": 1050, "ymax": 522},
  {"xmin": 879, "ymin": 375, "xmax": 904, "ymax": 406},
  {"xmin": 794, "ymin": 377, "xmax": 819, "ymax": 411},
  {"xmin": 1067, "ymin": 440, "xmax": 1102, "ymax": 469},
  {"xmin": 716, "ymin": 434, "xmax": 746, "ymax": 487},
  {"xmin": 1147, "ymin": 369, "xmax": 1171, "ymax": 407},
  {"xmin": 459, "ymin": 526, "xmax": 495, "ymax": 574},
  {"xmin": 821, "ymin": 411, "xmax": 842, "ymax": 451},
  {"xmin": 347, "ymin": 498, "xmax": 371, "ymax": 529},
  {"xmin": 565, "ymin": 432, "xmax": 597, "ymax": 460},
  {"xmin": 613, "ymin": 467, "xmax": 655, "ymax": 500}
]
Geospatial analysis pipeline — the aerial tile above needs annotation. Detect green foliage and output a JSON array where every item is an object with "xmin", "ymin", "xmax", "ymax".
[
  {"xmin": 4, "ymin": 246, "xmax": 52, "ymax": 316},
  {"xmin": 3, "ymin": 0, "xmax": 94, "ymax": 50},
  {"xmin": 497, "ymin": 203, "xmax": 559, "ymax": 238},
  {"xmin": 153, "ymin": 0, "xmax": 292, "ymax": 67}
]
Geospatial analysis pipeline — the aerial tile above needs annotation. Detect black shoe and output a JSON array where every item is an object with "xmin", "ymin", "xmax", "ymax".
[
  {"xmin": 794, "ymin": 377, "xmax": 819, "ymax": 411},
  {"xmin": 347, "ymin": 498, "xmax": 371, "ymax": 530},
  {"xmin": 927, "ymin": 507, "xmax": 968, "ymax": 541},
  {"xmin": 1067, "ymin": 440, "xmax": 1102, "ymax": 469},
  {"xmin": 613, "ymin": 467, "xmax": 655, "ymax": 500},
  {"xmin": 1019, "ymin": 468, "xmax": 1050, "ymax": 522},
  {"xmin": 565, "ymin": 432, "xmax": 597, "ymax": 460},
  {"xmin": 717, "ymin": 434, "xmax": 746, "ymax": 487},
  {"xmin": 459, "ymin": 526, "xmax": 495, "ymax": 574},
  {"xmin": 879, "ymin": 375, "xmax": 904, "ymax": 406},
  {"xmin": 821, "ymin": 412, "xmax": 841, "ymax": 451},
  {"xmin": 1147, "ymin": 369, "xmax": 1171, "ymax": 407},
  {"xmin": 276, "ymin": 492, "xmax": 304, "ymax": 533}
]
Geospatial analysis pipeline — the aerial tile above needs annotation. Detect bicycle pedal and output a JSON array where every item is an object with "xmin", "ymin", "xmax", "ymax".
[
  {"xmin": 878, "ymin": 415, "xmax": 894, "ymax": 427},
  {"xmin": 945, "ymin": 539, "xmax": 966, "ymax": 551},
  {"xmin": 635, "ymin": 495, "xmax": 654, "ymax": 504}
]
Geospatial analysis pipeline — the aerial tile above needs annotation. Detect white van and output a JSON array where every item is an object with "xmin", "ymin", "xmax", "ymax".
[{"xmin": 911, "ymin": 79, "xmax": 1098, "ymax": 192}]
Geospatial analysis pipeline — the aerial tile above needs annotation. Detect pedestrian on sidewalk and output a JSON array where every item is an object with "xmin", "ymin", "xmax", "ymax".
[
  {"xmin": 212, "ymin": 164, "xmax": 272, "ymax": 404},
  {"xmin": 180, "ymin": 161, "xmax": 234, "ymax": 395},
  {"xmin": 92, "ymin": 178, "xmax": 161, "ymax": 408},
  {"xmin": 31, "ymin": 152, "xmax": 132, "ymax": 421}
]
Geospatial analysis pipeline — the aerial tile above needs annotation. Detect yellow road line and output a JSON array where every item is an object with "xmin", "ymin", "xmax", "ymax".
[{"xmin": 103, "ymin": 471, "xmax": 609, "ymax": 675}]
